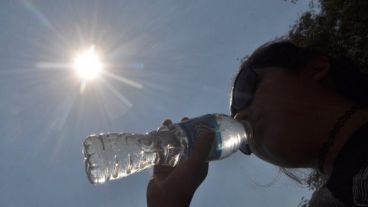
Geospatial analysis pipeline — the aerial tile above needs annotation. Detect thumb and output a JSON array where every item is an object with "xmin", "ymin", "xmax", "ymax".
[
  {"xmin": 186, "ymin": 130, "xmax": 215, "ymax": 168},
  {"xmin": 152, "ymin": 165, "xmax": 175, "ymax": 181},
  {"xmin": 166, "ymin": 130, "xmax": 215, "ymax": 192}
]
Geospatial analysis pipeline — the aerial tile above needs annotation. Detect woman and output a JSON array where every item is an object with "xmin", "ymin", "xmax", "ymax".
[{"xmin": 146, "ymin": 41, "xmax": 368, "ymax": 207}]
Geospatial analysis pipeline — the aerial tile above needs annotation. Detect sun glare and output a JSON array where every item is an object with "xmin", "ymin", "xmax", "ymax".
[{"xmin": 73, "ymin": 45, "xmax": 103, "ymax": 81}]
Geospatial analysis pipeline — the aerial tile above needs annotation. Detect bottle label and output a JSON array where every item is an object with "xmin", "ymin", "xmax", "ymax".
[{"xmin": 178, "ymin": 114, "xmax": 222, "ymax": 160}]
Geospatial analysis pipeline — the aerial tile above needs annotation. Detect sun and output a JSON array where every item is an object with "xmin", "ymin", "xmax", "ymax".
[{"xmin": 73, "ymin": 45, "xmax": 103, "ymax": 81}]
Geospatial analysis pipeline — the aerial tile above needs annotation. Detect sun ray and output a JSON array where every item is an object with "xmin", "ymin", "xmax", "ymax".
[
  {"xmin": 80, "ymin": 80, "xmax": 87, "ymax": 94},
  {"xmin": 49, "ymin": 95, "xmax": 85, "ymax": 162},
  {"xmin": 21, "ymin": 0, "xmax": 68, "ymax": 45},
  {"xmin": 139, "ymin": 80, "xmax": 171, "ymax": 93},
  {"xmin": 21, "ymin": 0, "xmax": 53, "ymax": 30},
  {"xmin": 0, "ymin": 63, "xmax": 69, "ymax": 76},
  {"xmin": 40, "ymin": 89, "xmax": 79, "ymax": 149},
  {"xmin": 94, "ymin": 84, "xmax": 115, "ymax": 126},
  {"xmin": 54, "ymin": 91, "xmax": 80, "ymax": 131},
  {"xmin": 36, "ymin": 62, "xmax": 71, "ymax": 70},
  {"xmin": 100, "ymin": 77, "xmax": 133, "ymax": 108},
  {"xmin": 102, "ymin": 70, "xmax": 143, "ymax": 89},
  {"xmin": 94, "ymin": 81, "xmax": 128, "ymax": 123}
]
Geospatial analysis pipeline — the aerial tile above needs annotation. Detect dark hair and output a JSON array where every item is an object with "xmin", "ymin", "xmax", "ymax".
[
  {"xmin": 330, "ymin": 56, "xmax": 368, "ymax": 104},
  {"xmin": 241, "ymin": 41, "xmax": 320, "ymax": 72},
  {"xmin": 240, "ymin": 40, "xmax": 368, "ymax": 104}
]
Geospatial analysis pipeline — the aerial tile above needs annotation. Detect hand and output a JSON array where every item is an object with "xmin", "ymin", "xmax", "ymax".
[{"xmin": 147, "ymin": 118, "xmax": 215, "ymax": 207}]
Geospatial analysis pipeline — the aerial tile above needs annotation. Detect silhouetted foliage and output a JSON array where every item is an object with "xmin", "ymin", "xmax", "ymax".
[{"xmin": 289, "ymin": 0, "xmax": 368, "ymax": 73}]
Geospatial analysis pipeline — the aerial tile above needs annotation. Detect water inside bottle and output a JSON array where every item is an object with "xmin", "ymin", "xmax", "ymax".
[
  {"xmin": 83, "ymin": 129, "xmax": 187, "ymax": 184},
  {"xmin": 83, "ymin": 133, "xmax": 159, "ymax": 184}
]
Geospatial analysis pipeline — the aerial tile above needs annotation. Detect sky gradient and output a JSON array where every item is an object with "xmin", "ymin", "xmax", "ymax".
[{"xmin": 0, "ymin": 0, "xmax": 312, "ymax": 206}]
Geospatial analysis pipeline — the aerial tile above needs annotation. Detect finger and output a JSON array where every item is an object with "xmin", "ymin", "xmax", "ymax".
[
  {"xmin": 187, "ymin": 130, "xmax": 215, "ymax": 167},
  {"xmin": 152, "ymin": 165, "xmax": 175, "ymax": 181},
  {"xmin": 162, "ymin": 119, "xmax": 173, "ymax": 127},
  {"xmin": 181, "ymin": 117, "xmax": 189, "ymax": 122},
  {"xmin": 165, "ymin": 131, "xmax": 214, "ymax": 192},
  {"xmin": 170, "ymin": 130, "xmax": 214, "ymax": 179}
]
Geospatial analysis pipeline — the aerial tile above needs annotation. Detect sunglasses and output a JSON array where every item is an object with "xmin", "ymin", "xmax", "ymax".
[
  {"xmin": 230, "ymin": 67, "xmax": 258, "ymax": 155},
  {"xmin": 230, "ymin": 67, "xmax": 258, "ymax": 117}
]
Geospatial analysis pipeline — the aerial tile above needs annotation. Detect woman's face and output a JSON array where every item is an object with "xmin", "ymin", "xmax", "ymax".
[{"xmin": 234, "ymin": 67, "xmax": 328, "ymax": 168}]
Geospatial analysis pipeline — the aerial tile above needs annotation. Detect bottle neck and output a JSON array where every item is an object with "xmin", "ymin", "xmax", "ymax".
[{"xmin": 239, "ymin": 120, "xmax": 253, "ymax": 155}]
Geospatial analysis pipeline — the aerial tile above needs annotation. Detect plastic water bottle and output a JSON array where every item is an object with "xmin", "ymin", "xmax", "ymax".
[{"xmin": 83, "ymin": 114, "xmax": 252, "ymax": 184}]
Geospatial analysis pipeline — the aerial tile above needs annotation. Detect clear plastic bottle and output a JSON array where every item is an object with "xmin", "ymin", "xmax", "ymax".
[{"xmin": 83, "ymin": 114, "xmax": 252, "ymax": 184}]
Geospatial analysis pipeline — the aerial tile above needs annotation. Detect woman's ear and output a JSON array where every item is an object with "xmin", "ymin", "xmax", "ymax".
[{"xmin": 310, "ymin": 56, "xmax": 331, "ymax": 81}]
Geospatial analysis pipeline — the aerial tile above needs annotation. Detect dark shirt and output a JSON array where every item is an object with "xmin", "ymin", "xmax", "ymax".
[{"xmin": 326, "ymin": 122, "xmax": 368, "ymax": 206}]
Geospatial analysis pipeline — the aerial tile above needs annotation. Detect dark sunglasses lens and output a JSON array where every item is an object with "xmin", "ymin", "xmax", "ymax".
[{"xmin": 232, "ymin": 69, "xmax": 257, "ymax": 113}]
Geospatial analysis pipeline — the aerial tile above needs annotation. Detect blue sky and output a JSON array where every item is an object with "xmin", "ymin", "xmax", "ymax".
[{"xmin": 0, "ymin": 0, "xmax": 312, "ymax": 206}]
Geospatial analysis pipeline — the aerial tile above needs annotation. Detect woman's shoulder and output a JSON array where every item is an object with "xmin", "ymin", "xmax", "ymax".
[{"xmin": 326, "ymin": 122, "xmax": 368, "ymax": 206}]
